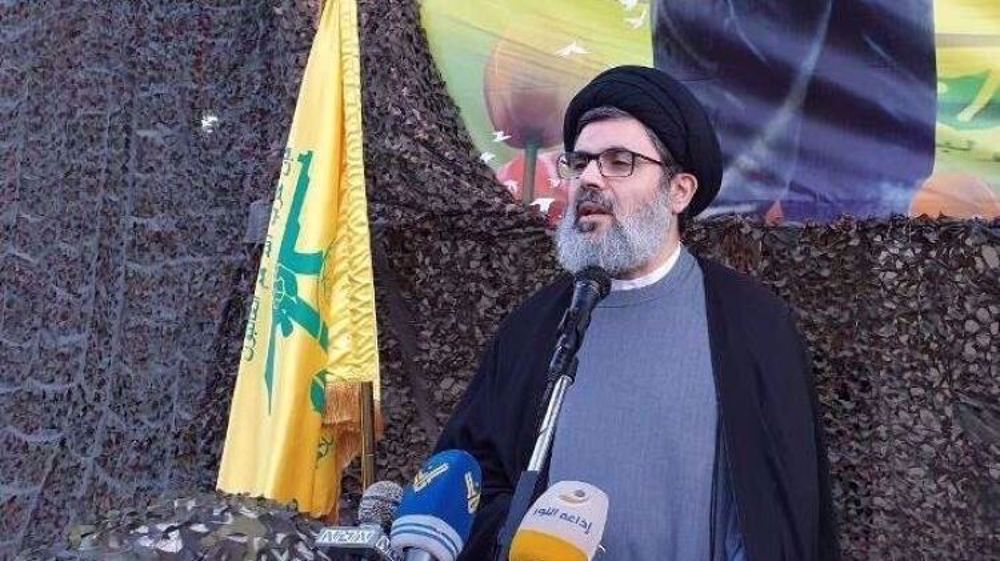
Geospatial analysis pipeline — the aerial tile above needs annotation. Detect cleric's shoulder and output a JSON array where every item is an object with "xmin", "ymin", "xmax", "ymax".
[
  {"xmin": 696, "ymin": 255, "xmax": 793, "ymax": 321},
  {"xmin": 493, "ymin": 274, "xmax": 575, "ymax": 341},
  {"xmin": 696, "ymin": 255, "xmax": 810, "ymax": 381}
]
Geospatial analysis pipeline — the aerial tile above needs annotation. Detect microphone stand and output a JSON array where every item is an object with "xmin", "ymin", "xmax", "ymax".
[{"xmin": 493, "ymin": 278, "xmax": 603, "ymax": 561}]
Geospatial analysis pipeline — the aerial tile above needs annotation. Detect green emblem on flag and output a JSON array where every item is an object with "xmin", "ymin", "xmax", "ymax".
[{"xmin": 262, "ymin": 150, "xmax": 330, "ymax": 412}]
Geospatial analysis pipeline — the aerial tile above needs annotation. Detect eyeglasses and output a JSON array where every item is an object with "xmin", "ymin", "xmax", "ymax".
[{"xmin": 556, "ymin": 148, "xmax": 667, "ymax": 179}]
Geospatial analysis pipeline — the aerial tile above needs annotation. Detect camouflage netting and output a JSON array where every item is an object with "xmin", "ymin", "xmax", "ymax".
[
  {"xmin": 13, "ymin": 493, "xmax": 340, "ymax": 561},
  {"xmin": 1, "ymin": 0, "xmax": 998, "ymax": 560}
]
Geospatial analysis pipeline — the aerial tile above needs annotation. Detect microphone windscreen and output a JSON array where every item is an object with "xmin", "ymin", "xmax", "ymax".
[
  {"xmin": 574, "ymin": 267, "xmax": 611, "ymax": 298},
  {"xmin": 390, "ymin": 450, "xmax": 482, "ymax": 561},
  {"xmin": 358, "ymin": 480, "xmax": 404, "ymax": 530},
  {"xmin": 509, "ymin": 481, "xmax": 609, "ymax": 561}
]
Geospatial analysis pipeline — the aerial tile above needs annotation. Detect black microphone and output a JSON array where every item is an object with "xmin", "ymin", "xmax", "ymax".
[
  {"xmin": 570, "ymin": 267, "xmax": 612, "ymax": 324},
  {"xmin": 547, "ymin": 266, "xmax": 611, "ymax": 383},
  {"xmin": 316, "ymin": 481, "xmax": 403, "ymax": 561}
]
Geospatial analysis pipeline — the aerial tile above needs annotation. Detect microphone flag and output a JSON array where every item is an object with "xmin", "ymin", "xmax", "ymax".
[
  {"xmin": 391, "ymin": 450, "xmax": 483, "ymax": 561},
  {"xmin": 315, "ymin": 481, "xmax": 403, "ymax": 560},
  {"xmin": 509, "ymin": 481, "xmax": 609, "ymax": 561}
]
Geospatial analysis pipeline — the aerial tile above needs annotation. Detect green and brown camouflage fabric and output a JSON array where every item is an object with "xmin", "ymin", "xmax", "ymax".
[{"xmin": 16, "ymin": 494, "xmax": 334, "ymax": 561}]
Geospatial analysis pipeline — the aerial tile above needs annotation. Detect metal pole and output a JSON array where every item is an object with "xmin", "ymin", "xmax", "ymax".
[
  {"xmin": 522, "ymin": 141, "xmax": 539, "ymax": 205},
  {"xmin": 527, "ymin": 375, "xmax": 572, "ymax": 471}
]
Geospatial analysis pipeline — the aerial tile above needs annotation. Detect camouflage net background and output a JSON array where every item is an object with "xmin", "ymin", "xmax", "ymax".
[{"xmin": 1, "ymin": 0, "xmax": 998, "ymax": 560}]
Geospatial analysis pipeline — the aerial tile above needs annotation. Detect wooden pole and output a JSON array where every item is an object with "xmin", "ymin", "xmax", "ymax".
[{"xmin": 359, "ymin": 381, "xmax": 377, "ymax": 488}]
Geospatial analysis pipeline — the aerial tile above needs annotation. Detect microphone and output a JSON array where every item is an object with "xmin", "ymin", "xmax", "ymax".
[
  {"xmin": 568, "ymin": 267, "xmax": 612, "ymax": 329},
  {"xmin": 547, "ymin": 267, "xmax": 611, "ymax": 382},
  {"xmin": 390, "ymin": 450, "xmax": 483, "ymax": 561},
  {"xmin": 509, "ymin": 481, "xmax": 609, "ymax": 561},
  {"xmin": 316, "ymin": 480, "xmax": 404, "ymax": 560}
]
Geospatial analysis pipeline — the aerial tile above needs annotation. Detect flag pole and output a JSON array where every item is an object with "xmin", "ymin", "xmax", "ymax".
[{"xmin": 359, "ymin": 381, "xmax": 377, "ymax": 488}]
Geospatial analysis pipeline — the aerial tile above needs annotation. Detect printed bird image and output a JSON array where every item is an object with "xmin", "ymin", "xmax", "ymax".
[
  {"xmin": 555, "ymin": 41, "xmax": 589, "ymax": 57},
  {"xmin": 625, "ymin": 5, "xmax": 648, "ymax": 29}
]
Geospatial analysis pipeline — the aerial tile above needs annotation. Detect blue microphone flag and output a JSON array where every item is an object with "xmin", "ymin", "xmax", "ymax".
[{"xmin": 390, "ymin": 449, "xmax": 482, "ymax": 561}]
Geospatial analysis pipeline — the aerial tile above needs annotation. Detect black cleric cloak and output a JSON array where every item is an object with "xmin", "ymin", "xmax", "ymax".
[{"xmin": 435, "ymin": 255, "xmax": 839, "ymax": 561}]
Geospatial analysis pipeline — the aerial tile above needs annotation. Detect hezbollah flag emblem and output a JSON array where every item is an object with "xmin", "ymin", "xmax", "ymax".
[{"xmin": 217, "ymin": 0, "xmax": 378, "ymax": 517}]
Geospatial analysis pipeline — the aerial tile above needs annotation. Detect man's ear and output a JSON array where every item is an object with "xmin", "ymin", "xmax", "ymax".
[{"xmin": 669, "ymin": 172, "xmax": 699, "ymax": 215}]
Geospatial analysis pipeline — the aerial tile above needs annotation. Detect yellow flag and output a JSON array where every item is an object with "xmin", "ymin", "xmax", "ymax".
[{"xmin": 217, "ymin": 0, "xmax": 378, "ymax": 518}]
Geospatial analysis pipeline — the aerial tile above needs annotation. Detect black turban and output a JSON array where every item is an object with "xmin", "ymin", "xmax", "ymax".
[{"xmin": 563, "ymin": 65, "xmax": 722, "ymax": 217}]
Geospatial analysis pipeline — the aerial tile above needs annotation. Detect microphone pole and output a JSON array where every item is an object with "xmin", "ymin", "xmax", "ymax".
[{"xmin": 493, "ymin": 267, "xmax": 611, "ymax": 561}]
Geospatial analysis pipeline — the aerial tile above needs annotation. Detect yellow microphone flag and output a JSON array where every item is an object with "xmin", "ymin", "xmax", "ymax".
[{"xmin": 509, "ymin": 481, "xmax": 609, "ymax": 561}]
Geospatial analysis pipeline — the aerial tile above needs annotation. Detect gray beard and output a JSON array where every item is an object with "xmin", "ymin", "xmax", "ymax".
[{"xmin": 555, "ymin": 186, "xmax": 673, "ymax": 276}]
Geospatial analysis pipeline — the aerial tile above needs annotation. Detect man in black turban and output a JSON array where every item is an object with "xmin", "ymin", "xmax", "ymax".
[{"xmin": 436, "ymin": 65, "xmax": 839, "ymax": 561}]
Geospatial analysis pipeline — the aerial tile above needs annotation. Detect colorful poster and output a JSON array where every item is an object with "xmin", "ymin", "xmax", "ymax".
[
  {"xmin": 927, "ymin": 0, "xmax": 1000, "ymax": 218},
  {"xmin": 422, "ymin": 0, "xmax": 1000, "ymax": 222},
  {"xmin": 422, "ymin": 0, "xmax": 653, "ymax": 225}
]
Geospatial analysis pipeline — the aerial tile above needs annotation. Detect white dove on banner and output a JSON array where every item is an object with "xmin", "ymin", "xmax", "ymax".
[
  {"xmin": 556, "ymin": 41, "xmax": 589, "ymax": 57},
  {"xmin": 625, "ymin": 5, "xmax": 648, "ymax": 29}
]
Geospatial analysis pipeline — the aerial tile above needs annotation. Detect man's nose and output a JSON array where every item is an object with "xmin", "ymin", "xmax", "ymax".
[{"xmin": 577, "ymin": 157, "xmax": 605, "ymax": 187}]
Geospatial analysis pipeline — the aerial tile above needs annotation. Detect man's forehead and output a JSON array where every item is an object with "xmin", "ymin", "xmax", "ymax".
[{"xmin": 574, "ymin": 117, "xmax": 657, "ymax": 153}]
